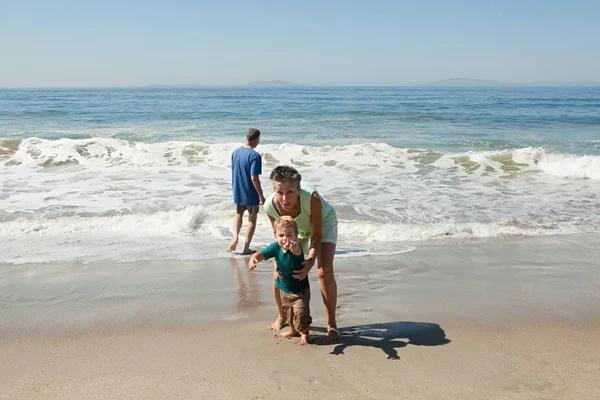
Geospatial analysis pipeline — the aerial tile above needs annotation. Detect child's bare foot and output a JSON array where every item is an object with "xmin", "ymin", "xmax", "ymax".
[
  {"xmin": 279, "ymin": 329, "xmax": 300, "ymax": 339},
  {"xmin": 326, "ymin": 327, "xmax": 341, "ymax": 342},
  {"xmin": 267, "ymin": 316, "xmax": 286, "ymax": 331},
  {"xmin": 241, "ymin": 248, "xmax": 255, "ymax": 255},
  {"xmin": 300, "ymin": 332, "xmax": 311, "ymax": 344},
  {"xmin": 227, "ymin": 239, "xmax": 238, "ymax": 252}
]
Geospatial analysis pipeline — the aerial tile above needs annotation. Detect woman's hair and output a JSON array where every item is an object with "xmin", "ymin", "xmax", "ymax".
[
  {"xmin": 269, "ymin": 165, "xmax": 302, "ymax": 187},
  {"xmin": 273, "ymin": 215, "xmax": 298, "ymax": 234}
]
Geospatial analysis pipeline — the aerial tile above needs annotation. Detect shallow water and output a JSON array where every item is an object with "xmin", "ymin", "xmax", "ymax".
[
  {"xmin": 1, "ymin": 87, "xmax": 599, "ymax": 264},
  {"xmin": 2, "ymin": 234, "xmax": 599, "ymax": 335}
]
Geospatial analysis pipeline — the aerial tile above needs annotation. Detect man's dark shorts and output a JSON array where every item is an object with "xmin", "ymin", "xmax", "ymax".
[{"xmin": 235, "ymin": 204, "xmax": 259, "ymax": 215}]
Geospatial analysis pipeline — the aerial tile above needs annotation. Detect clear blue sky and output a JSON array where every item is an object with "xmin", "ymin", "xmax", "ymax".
[{"xmin": 1, "ymin": 0, "xmax": 599, "ymax": 86}]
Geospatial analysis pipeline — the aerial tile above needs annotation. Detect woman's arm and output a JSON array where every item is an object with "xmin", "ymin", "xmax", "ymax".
[
  {"xmin": 267, "ymin": 214, "xmax": 276, "ymax": 232},
  {"xmin": 308, "ymin": 191, "xmax": 323, "ymax": 262},
  {"xmin": 295, "ymin": 191, "xmax": 322, "ymax": 279}
]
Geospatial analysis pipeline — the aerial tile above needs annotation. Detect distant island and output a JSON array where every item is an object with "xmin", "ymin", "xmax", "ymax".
[
  {"xmin": 427, "ymin": 78, "xmax": 506, "ymax": 87},
  {"xmin": 427, "ymin": 78, "xmax": 599, "ymax": 87},
  {"xmin": 246, "ymin": 80, "xmax": 302, "ymax": 87}
]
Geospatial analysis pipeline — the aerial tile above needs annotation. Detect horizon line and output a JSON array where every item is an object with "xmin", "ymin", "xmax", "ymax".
[{"xmin": 2, "ymin": 83, "xmax": 600, "ymax": 89}]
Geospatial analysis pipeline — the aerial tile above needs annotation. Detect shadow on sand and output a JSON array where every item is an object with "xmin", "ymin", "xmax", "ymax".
[{"xmin": 311, "ymin": 321, "xmax": 451, "ymax": 360}]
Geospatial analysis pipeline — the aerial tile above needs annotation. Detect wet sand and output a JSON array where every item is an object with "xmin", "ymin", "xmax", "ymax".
[{"xmin": 1, "ymin": 233, "xmax": 600, "ymax": 399}]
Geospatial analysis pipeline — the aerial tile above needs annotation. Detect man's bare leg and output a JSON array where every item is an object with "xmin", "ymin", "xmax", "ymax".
[
  {"xmin": 241, "ymin": 213, "xmax": 258, "ymax": 254},
  {"xmin": 317, "ymin": 242, "xmax": 340, "ymax": 342},
  {"xmin": 268, "ymin": 269, "xmax": 286, "ymax": 330},
  {"xmin": 228, "ymin": 212, "xmax": 243, "ymax": 252}
]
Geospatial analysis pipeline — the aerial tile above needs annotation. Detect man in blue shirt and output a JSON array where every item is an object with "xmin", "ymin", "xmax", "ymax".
[{"xmin": 228, "ymin": 128, "xmax": 265, "ymax": 254}]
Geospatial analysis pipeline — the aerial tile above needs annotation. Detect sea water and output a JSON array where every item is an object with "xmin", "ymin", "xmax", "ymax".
[{"xmin": 1, "ymin": 86, "xmax": 599, "ymax": 264}]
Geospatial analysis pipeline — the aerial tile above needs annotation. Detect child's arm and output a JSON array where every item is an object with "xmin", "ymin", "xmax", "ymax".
[
  {"xmin": 248, "ymin": 251, "xmax": 265, "ymax": 270},
  {"xmin": 283, "ymin": 238, "xmax": 302, "ymax": 257},
  {"xmin": 289, "ymin": 241, "xmax": 302, "ymax": 257}
]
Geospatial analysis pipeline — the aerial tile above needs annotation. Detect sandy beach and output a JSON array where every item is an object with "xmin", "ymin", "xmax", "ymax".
[
  {"xmin": 2, "ymin": 233, "xmax": 600, "ymax": 399},
  {"xmin": 2, "ymin": 318, "xmax": 600, "ymax": 400}
]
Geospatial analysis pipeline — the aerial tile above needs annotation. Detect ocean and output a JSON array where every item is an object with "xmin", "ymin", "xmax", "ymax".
[{"xmin": 1, "ymin": 86, "xmax": 599, "ymax": 265}]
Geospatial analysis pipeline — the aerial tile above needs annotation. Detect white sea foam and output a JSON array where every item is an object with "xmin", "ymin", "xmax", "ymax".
[
  {"xmin": 1, "ymin": 138, "xmax": 599, "ymax": 264},
  {"xmin": 539, "ymin": 152, "xmax": 600, "ymax": 180},
  {"xmin": 3, "ymin": 138, "xmax": 599, "ymax": 180}
]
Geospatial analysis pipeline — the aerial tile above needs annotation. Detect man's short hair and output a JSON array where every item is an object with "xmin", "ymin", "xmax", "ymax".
[{"xmin": 247, "ymin": 128, "xmax": 261, "ymax": 142}]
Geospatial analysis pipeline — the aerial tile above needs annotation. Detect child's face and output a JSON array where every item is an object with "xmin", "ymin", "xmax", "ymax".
[{"xmin": 275, "ymin": 226, "xmax": 297, "ymax": 246}]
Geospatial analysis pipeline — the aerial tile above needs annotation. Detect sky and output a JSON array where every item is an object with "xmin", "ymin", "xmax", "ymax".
[{"xmin": 1, "ymin": 0, "xmax": 599, "ymax": 87}]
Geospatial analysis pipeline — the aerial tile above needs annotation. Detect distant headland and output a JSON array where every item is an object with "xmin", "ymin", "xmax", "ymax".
[
  {"xmin": 245, "ymin": 80, "xmax": 302, "ymax": 87},
  {"xmin": 426, "ymin": 78, "xmax": 599, "ymax": 87}
]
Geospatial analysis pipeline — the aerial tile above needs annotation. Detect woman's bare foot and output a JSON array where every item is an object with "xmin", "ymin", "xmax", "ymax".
[
  {"xmin": 267, "ymin": 316, "xmax": 286, "ymax": 331},
  {"xmin": 279, "ymin": 329, "xmax": 300, "ymax": 339},
  {"xmin": 227, "ymin": 239, "xmax": 238, "ymax": 252},
  {"xmin": 326, "ymin": 327, "xmax": 341, "ymax": 342},
  {"xmin": 300, "ymin": 332, "xmax": 311, "ymax": 344}
]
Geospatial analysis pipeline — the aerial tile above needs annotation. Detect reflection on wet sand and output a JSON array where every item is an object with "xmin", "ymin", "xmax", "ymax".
[{"xmin": 230, "ymin": 257, "xmax": 262, "ymax": 311}]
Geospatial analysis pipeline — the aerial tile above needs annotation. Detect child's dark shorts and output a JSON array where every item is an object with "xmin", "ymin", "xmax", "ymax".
[{"xmin": 280, "ymin": 285, "xmax": 312, "ymax": 332}]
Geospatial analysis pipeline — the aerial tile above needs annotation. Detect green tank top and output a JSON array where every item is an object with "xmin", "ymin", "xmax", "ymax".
[{"xmin": 264, "ymin": 188, "xmax": 337, "ymax": 242}]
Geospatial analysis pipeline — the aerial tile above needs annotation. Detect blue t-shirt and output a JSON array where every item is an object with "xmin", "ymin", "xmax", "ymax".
[
  {"xmin": 231, "ymin": 146, "xmax": 262, "ymax": 205},
  {"xmin": 260, "ymin": 242, "xmax": 308, "ymax": 294}
]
